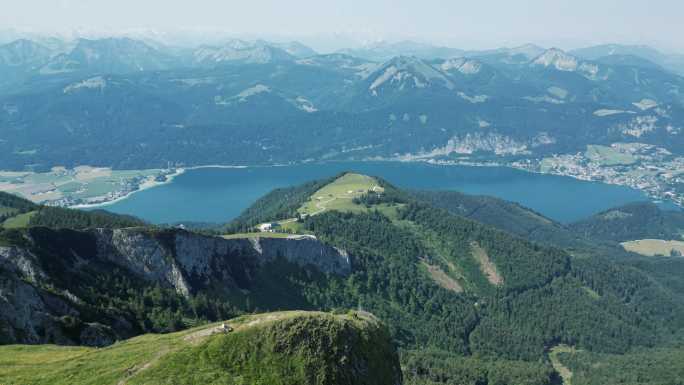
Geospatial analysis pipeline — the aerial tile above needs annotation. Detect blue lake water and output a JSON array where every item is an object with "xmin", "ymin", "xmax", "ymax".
[{"xmin": 95, "ymin": 161, "xmax": 653, "ymax": 224}]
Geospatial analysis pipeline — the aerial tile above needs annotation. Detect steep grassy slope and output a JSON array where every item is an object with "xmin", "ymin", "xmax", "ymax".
[
  {"xmin": 1, "ymin": 210, "xmax": 37, "ymax": 229},
  {"xmin": 0, "ymin": 191, "xmax": 37, "ymax": 226},
  {"xmin": 225, "ymin": 174, "xmax": 340, "ymax": 232},
  {"xmin": 0, "ymin": 310, "xmax": 402, "ymax": 385},
  {"xmin": 297, "ymin": 173, "xmax": 383, "ymax": 216}
]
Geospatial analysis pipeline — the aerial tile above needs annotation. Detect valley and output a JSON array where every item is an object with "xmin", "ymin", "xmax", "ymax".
[{"xmin": 1, "ymin": 21, "xmax": 684, "ymax": 383}]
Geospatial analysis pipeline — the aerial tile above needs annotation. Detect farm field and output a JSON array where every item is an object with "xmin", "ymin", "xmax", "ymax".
[
  {"xmin": 621, "ymin": 239, "xmax": 684, "ymax": 256},
  {"xmin": 585, "ymin": 145, "xmax": 637, "ymax": 166},
  {"xmin": 0, "ymin": 167, "xmax": 175, "ymax": 207}
]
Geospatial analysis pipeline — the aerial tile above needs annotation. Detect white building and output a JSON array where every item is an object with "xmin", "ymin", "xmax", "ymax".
[{"xmin": 258, "ymin": 223, "xmax": 280, "ymax": 232}]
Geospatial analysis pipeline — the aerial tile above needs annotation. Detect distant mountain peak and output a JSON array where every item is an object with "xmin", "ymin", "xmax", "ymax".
[
  {"xmin": 36, "ymin": 37, "xmax": 171, "ymax": 75},
  {"xmin": 4, "ymin": 38, "xmax": 42, "ymax": 49},
  {"xmin": 508, "ymin": 43, "xmax": 546, "ymax": 59},
  {"xmin": 0, "ymin": 39, "xmax": 52, "ymax": 67},
  {"xmin": 270, "ymin": 41, "xmax": 317, "ymax": 58},
  {"xmin": 570, "ymin": 43, "xmax": 684, "ymax": 75},
  {"xmin": 339, "ymin": 40, "xmax": 464, "ymax": 61},
  {"xmin": 296, "ymin": 53, "xmax": 376, "ymax": 77},
  {"xmin": 572, "ymin": 43, "xmax": 665, "ymax": 59},
  {"xmin": 532, "ymin": 48, "xmax": 579, "ymax": 71},
  {"xmin": 366, "ymin": 56, "xmax": 454, "ymax": 94},
  {"xmin": 73, "ymin": 37, "xmax": 157, "ymax": 51},
  {"xmin": 440, "ymin": 57, "xmax": 482, "ymax": 75},
  {"xmin": 193, "ymin": 40, "xmax": 295, "ymax": 65}
]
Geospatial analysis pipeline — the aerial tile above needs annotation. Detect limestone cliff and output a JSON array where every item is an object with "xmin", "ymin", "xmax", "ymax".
[
  {"xmin": 93, "ymin": 228, "xmax": 351, "ymax": 295},
  {"xmin": 0, "ymin": 227, "xmax": 351, "ymax": 346}
]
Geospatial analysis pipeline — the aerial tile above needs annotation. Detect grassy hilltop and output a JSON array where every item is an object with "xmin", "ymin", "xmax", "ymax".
[{"xmin": 0, "ymin": 311, "xmax": 401, "ymax": 385}]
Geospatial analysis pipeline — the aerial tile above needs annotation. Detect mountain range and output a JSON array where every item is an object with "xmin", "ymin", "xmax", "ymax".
[
  {"xmin": 2, "ymin": 33, "xmax": 684, "ymax": 384},
  {"xmin": 570, "ymin": 44, "xmax": 684, "ymax": 75},
  {"xmin": 0, "ymin": 37, "xmax": 683, "ymax": 173}
]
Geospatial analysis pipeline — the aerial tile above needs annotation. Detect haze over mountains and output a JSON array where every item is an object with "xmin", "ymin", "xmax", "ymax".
[
  {"xmin": 2, "ymin": 0, "xmax": 684, "ymax": 380},
  {"xmin": 1, "ymin": 35, "xmax": 684, "ymax": 174}
]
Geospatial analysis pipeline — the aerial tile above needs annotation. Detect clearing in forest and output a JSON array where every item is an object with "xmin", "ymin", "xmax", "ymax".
[
  {"xmin": 1, "ymin": 210, "xmax": 37, "ymax": 229},
  {"xmin": 298, "ymin": 173, "xmax": 383, "ymax": 216},
  {"xmin": 470, "ymin": 241, "xmax": 503, "ymax": 286},
  {"xmin": 621, "ymin": 239, "xmax": 684, "ymax": 257},
  {"xmin": 420, "ymin": 260, "xmax": 463, "ymax": 293},
  {"xmin": 549, "ymin": 345, "xmax": 578, "ymax": 385}
]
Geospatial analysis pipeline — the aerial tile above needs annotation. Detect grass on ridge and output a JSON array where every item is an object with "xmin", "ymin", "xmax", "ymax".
[
  {"xmin": 0, "ymin": 311, "xmax": 393, "ymax": 385},
  {"xmin": 298, "ymin": 173, "xmax": 383, "ymax": 217},
  {"xmin": 2, "ymin": 210, "xmax": 37, "ymax": 229}
]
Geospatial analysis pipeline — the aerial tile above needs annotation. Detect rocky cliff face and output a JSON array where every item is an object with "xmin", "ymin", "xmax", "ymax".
[
  {"xmin": 93, "ymin": 228, "xmax": 351, "ymax": 295},
  {"xmin": 0, "ymin": 245, "xmax": 119, "ymax": 346},
  {"xmin": 0, "ymin": 227, "xmax": 351, "ymax": 346}
]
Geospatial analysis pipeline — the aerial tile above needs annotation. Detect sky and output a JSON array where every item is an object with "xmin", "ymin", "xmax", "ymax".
[{"xmin": 2, "ymin": 0, "xmax": 683, "ymax": 53}]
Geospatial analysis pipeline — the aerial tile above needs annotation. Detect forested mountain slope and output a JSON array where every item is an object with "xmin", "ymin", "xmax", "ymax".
[
  {"xmin": 227, "ymin": 174, "xmax": 684, "ymax": 381},
  {"xmin": 2, "ymin": 175, "xmax": 684, "ymax": 383},
  {"xmin": 570, "ymin": 201, "xmax": 684, "ymax": 242},
  {"xmin": 409, "ymin": 189, "xmax": 587, "ymax": 248}
]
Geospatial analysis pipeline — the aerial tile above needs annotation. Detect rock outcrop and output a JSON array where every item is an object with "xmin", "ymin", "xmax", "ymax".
[
  {"xmin": 93, "ymin": 228, "xmax": 351, "ymax": 295},
  {"xmin": 0, "ymin": 227, "xmax": 351, "ymax": 346}
]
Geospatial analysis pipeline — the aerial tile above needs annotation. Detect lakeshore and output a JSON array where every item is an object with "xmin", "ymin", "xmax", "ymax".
[
  {"xmin": 91, "ymin": 161, "xmax": 651, "ymax": 224},
  {"xmin": 3, "ymin": 159, "xmax": 679, "ymax": 223},
  {"xmin": 70, "ymin": 167, "xmax": 187, "ymax": 209}
]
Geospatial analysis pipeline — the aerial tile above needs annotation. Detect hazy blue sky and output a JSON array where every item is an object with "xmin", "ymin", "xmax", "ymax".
[{"xmin": 2, "ymin": 0, "xmax": 683, "ymax": 52}]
